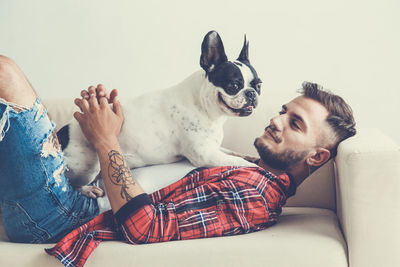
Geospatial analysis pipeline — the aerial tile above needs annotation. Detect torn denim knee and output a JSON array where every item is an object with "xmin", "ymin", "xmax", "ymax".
[
  {"xmin": 0, "ymin": 97, "xmax": 30, "ymax": 142},
  {"xmin": 0, "ymin": 98, "xmax": 68, "ymax": 191},
  {"xmin": 41, "ymin": 130, "xmax": 61, "ymax": 158}
]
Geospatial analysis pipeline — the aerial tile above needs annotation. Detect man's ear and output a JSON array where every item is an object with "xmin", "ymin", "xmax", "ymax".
[
  {"xmin": 200, "ymin": 31, "xmax": 228, "ymax": 73},
  {"xmin": 306, "ymin": 147, "xmax": 331, "ymax": 167}
]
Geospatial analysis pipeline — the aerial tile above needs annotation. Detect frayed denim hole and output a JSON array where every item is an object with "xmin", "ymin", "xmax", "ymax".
[
  {"xmin": 34, "ymin": 102, "xmax": 47, "ymax": 122},
  {"xmin": 39, "ymin": 146, "xmax": 68, "ymax": 191},
  {"xmin": 40, "ymin": 159, "xmax": 74, "ymax": 218},
  {"xmin": 0, "ymin": 105, "xmax": 11, "ymax": 142},
  {"xmin": 40, "ymin": 122, "xmax": 61, "ymax": 158},
  {"xmin": 1, "ymin": 97, "xmax": 39, "ymax": 116},
  {"xmin": 39, "ymin": 120, "xmax": 72, "ymax": 195}
]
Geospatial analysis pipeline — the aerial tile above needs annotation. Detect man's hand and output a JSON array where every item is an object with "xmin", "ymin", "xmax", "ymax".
[
  {"xmin": 80, "ymin": 84, "xmax": 118, "ymax": 104},
  {"xmin": 75, "ymin": 85, "xmax": 144, "ymax": 213},
  {"xmin": 73, "ymin": 85, "xmax": 124, "ymax": 150}
]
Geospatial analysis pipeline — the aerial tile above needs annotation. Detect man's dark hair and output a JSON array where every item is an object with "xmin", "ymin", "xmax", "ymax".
[{"xmin": 299, "ymin": 81, "xmax": 356, "ymax": 158}]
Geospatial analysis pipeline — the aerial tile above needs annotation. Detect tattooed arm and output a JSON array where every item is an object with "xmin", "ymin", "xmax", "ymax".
[
  {"xmin": 94, "ymin": 141, "xmax": 145, "ymax": 212},
  {"xmin": 74, "ymin": 86, "xmax": 145, "ymax": 213}
]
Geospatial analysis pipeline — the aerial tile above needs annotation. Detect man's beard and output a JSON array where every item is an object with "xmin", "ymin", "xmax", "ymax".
[{"xmin": 254, "ymin": 137, "xmax": 309, "ymax": 171}]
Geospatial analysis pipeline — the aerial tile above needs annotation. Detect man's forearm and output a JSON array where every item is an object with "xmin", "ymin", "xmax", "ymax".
[{"xmin": 95, "ymin": 138, "xmax": 145, "ymax": 214}]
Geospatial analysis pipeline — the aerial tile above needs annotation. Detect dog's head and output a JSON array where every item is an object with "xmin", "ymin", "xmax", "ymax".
[{"xmin": 200, "ymin": 31, "xmax": 262, "ymax": 117}]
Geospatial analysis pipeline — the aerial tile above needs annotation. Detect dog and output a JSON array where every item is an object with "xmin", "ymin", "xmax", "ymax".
[{"xmin": 57, "ymin": 31, "xmax": 262, "ymax": 198}]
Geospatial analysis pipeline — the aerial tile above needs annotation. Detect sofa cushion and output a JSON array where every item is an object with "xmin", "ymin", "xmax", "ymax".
[{"xmin": 0, "ymin": 207, "xmax": 347, "ymax": 267}]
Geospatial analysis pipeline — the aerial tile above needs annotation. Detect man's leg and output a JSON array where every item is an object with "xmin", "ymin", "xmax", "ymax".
[
  {"xmin": 0, "ymin": 55, "xmax": 99, "ymax": 243},
  {"xmin": 0, "ymin": 55, "xmax": 37, "ymax": 108}
]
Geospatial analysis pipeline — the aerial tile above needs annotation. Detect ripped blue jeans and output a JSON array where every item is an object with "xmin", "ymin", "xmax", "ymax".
[{"xmin": 0, "ymin": 97, "xmax": 98, "ymax": 243}]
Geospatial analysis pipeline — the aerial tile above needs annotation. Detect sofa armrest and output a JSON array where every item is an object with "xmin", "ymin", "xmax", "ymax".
[{"xmin": 335, "ymin": 128, "xmax": 400, "ymax": 267}]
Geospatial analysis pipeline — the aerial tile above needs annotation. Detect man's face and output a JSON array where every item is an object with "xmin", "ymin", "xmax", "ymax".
[{"xmin": 254, "ymin": 96, "xmax": 329, "ymax": 171}]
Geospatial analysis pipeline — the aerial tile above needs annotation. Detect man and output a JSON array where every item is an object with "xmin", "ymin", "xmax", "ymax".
[{"xmin": 0, "ymin": 56, "xmax": 356, "ymax": 266}]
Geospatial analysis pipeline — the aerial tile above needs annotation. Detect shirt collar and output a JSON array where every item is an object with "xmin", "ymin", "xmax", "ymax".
[{"xmin": 286, "ymin": 173, "xmax": 297, "ymax": 198}]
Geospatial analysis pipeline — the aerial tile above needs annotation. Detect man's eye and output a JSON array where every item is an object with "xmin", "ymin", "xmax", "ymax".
[
  {"xmin": 291, "ymin": 120, "xmax": 300, "ymax": 129},
  {"xmin": 279, "ymin": 110, "xmax": 286, "ymax": 115}
]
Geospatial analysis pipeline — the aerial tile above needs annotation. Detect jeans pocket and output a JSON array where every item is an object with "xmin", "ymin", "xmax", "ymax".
[
  {"xmin": 73, "ymin": 194, "xmax": 99, "ymax": 226},
  {"xmin": 1, "ymin": 200, "xmax": 51, "ymax": 243}
]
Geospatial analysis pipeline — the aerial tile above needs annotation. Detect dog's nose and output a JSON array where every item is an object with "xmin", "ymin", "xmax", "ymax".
[{"xmin": 245, "ymin": 90, "xmax": 257, "ymax": 101}]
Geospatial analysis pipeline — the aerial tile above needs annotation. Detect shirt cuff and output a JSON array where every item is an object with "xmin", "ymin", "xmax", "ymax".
[{"xmin": 114, "ymin": 193, "xmax": 152, "ymax": 224}]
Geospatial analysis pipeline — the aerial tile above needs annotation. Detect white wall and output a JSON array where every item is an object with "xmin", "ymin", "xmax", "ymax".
[{"xmin": 1, "ymin": 0, "xmax": 399, "ymax": 146}]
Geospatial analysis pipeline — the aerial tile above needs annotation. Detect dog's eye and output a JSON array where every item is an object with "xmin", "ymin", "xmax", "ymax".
[
  {"xmin": 255, "ymin": 83, "xmax": 262, "ymax": 93},
  {"xmin": 225, "ymin": 81, "xmax": 244, "ymax": 95},
  {"xmin": 227, "ymin": 82, "xmax": 239, "ymax": 91}
]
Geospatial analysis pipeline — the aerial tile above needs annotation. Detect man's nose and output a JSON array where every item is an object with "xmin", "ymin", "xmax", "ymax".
[{"xmin": 270, "ymin": 115, "xmax": 283, "ymax": 131}]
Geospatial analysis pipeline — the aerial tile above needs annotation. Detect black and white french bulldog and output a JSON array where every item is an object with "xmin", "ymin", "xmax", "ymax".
[{"xmin": 58, "ymin": 31, "xmax": 262, "ymax": 198}]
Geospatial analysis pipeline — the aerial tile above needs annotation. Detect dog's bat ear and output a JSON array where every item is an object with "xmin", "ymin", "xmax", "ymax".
[
  {"xmin": 237, "ymin": 34, "xmax": 250, "ymax": 64},
  {"xmin": 200, "ymin": 31, "xmax": 228, "ymax": 73}
]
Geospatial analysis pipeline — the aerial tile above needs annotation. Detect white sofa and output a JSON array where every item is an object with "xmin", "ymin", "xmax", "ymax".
[{"xmin": 0, "ymin": 98, "xmax": 399, "ymax": 267}]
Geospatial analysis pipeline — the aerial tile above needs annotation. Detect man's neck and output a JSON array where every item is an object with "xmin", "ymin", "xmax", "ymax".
[
  {"xmin": 256, "ymin": 160, "xmax": 285, "ymax": 176},
  {"xmin": 257, "ymin": 159, "xmax": 309, "ymax": 188}
]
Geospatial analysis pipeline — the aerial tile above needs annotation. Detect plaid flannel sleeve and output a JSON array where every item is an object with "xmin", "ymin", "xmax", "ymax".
[
  {"xmin": 113, "ymin": 166, "xmax": 291, "ymax": 244},
  {"xmin": 114, "ymin": 193, "xmax": 181, "ymax": 244}
]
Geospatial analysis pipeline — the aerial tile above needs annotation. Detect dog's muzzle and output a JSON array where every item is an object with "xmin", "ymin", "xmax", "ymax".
[{"xmin": 218, "ymin": 90, "xmax": 258, "ymax": 117}]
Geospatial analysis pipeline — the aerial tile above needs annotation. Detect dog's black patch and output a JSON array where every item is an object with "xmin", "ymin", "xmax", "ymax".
[
  {"xmin": 237, "ymin": 59, "xmax": 262, "ymax": 95},
  {"xmin": 57, "ymin": 124, "xmax": 70, "ymax": 151},
  {"xmin": 207, "ymin": 62, "xmax": 245, "ymax": 95},
  {"xmin": 200, "ymin": 31, "xmax": 228, "ymax": 73}
]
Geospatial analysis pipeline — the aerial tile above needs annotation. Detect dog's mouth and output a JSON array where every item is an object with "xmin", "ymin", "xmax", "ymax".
[{"xmin": 218, "ymin": 93, "xmax": 254, "ymax": 117}]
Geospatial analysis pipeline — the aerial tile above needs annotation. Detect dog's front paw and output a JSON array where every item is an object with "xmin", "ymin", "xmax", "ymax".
[{"xmin": 79, "ymin": 185, "xmax": 104, "ymax": 199}]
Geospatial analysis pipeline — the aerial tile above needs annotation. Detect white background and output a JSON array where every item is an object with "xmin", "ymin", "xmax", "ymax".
[{"xmin": 1, "ymin": 0, "xmax": 399, "ymax": 146}]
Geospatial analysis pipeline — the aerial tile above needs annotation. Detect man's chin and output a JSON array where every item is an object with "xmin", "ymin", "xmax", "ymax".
[
  {"xmin": 254, "ymin": 139, "xmax": 309, "ymax": 173},
  {"xmin": 253, "ymin": 138, "xmax": 290, "ymax": 171},
  {"xmin": 255, "ymin": 136, "xmax": 266, "ymax": 146},
  {"xmin": 254, "ymin": 137, "xmax": 273, "ymax": 150}
]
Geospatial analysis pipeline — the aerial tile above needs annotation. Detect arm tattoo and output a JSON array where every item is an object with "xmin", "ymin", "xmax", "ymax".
[{"xmin": 108, "ymin": 150, "xmax": 136, "ymax": 201}]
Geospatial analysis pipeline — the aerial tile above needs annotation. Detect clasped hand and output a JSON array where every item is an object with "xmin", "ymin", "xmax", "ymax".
[{"xmin": 73, "ymin": 84, "xmax": 124, "ymax": 149}]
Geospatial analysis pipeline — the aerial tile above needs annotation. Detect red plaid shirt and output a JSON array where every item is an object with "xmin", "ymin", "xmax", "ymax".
[{"xmin": 46, "ymin": 166, "xmax": 296, "ymax": 267}]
